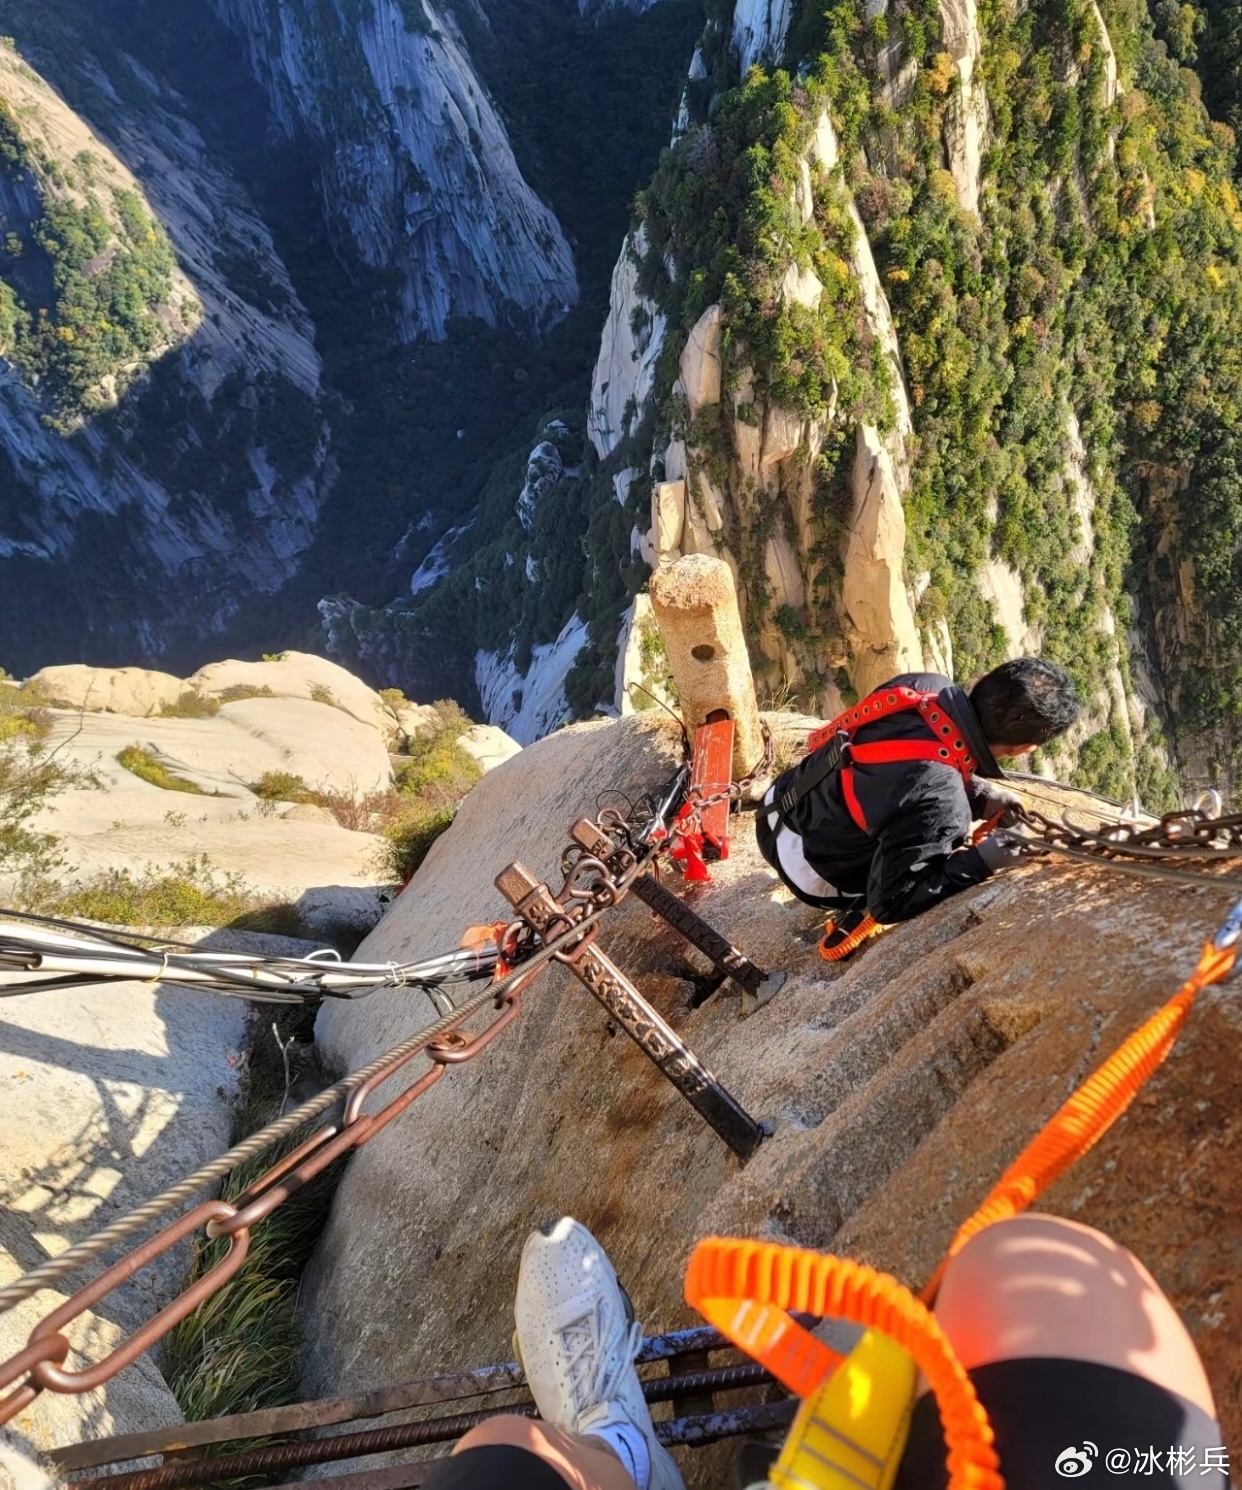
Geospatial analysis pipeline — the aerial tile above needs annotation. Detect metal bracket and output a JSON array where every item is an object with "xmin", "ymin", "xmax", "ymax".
[
  {"xmin": 495, "ymin": 862, "xmax": 765, "ymax": 1159},
  {"xmin": 569, "ymin": 818, "xmax": 786, "ymax": 1017}
]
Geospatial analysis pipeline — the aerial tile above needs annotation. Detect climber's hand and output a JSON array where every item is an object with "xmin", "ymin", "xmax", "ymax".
[
  {"xmin": 976, "ymin": 827, "xmax": 1038, "ymax": 873},
  {"xmin": 971, "ymin": 780, "xmax": 1024, "ymax": 825}
]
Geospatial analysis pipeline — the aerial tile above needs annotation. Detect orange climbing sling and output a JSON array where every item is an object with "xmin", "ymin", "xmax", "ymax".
[
  {"xmin": 685, "ymin": 895, "xmax": 1242, "ymax": 1490},
  {"xmin": 779, "ymin": 686, "xmax": 979, "ymax": 834}
]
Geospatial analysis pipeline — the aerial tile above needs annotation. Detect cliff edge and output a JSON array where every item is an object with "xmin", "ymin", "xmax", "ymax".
[{"xmin": 303, "ymin": 713, "xmax": 1241, "ymax": 1462}]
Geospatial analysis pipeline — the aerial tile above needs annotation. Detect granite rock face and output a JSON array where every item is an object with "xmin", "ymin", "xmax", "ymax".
[
  {"xmin": 302, "ymin": 715, "xmax": 1241, "ymax": 1464},
  {"xmin": 212, "ymin": 0, "xmax": 578, "ymax": 343}
]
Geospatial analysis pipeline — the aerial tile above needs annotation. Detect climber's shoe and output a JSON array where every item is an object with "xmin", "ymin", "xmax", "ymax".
[
  {"xmin": 514, "ymin": 1217, "xmax": 685, "ymax": 1490},
  {"xmin": 819, "ymin": 909, "xmax": 883, "ymax": 962}
]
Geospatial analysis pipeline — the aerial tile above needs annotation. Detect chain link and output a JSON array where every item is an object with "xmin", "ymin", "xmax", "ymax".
[
  {"xmin": 0, "ymin": 876, "xmax": 648, "ymax": 1425},
  {"xmin": 1017, "ymin": 802, "xmax": 1242, "ymax": 859},
  {"xmin": 1009, "ymin": 800, "xmax": 1242, "ymax": 891}
]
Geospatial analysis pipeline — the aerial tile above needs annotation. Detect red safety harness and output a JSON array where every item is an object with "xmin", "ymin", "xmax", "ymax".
[{"xmin": 784, "ymin": 686, "xmax": 979, "ymax": 833}]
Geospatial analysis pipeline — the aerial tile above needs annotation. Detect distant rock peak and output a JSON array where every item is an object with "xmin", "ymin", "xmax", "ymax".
[{"xmin": 211, "ymin": 0, "xmax": 578, "ymax": 342}]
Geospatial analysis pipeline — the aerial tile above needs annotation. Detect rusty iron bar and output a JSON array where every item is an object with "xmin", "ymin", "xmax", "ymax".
[
  {"xmin": 262, "ymin": 1467, "xmax": 432, "ymax": 1490},
  {"xmin": 570, "ymin": 817, "xmax": 777, "ymax": 999},
  {"xmin": 660, "ymin": 1398, "xmax": 797, "ymax": 1447},
  {"xmin": 50, "ymin": 1325, "xmax": 751, "ymax": 1472},
  {"xmin": 668, "ymin": 1348, "xmax": 715, "ymax": 1419},
  {"xmin": 65, "ymin": 1365, "xmax": 776, "ymax": 1490},
  {"xmin": 495, "ymin": 861, "xmax": 765, "ymax": 1158},
  {"xmin": 199, "ymin": 1400, "xmax": 801, "ymax": 1490},
  {"xmin": 570, "ymin": 815, "xmax": 786, "ymax": 1014}
]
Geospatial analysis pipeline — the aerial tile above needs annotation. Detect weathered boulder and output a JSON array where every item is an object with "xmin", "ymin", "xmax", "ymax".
[
  {"xmin": 762, "ymin": 405, "xmax": 805, "ymax": 468},
  {"xmin": 302, "ymin": 714, "xmax": 1241, "ymax": 1465},
  {"xmin": 459, "ymin": 724, "xmax": 522, "ymax": 775},
  {"xmin": 10, "ymin": 709, "xmax": 386, "ymax": 906},
  {"xmin": 652, "ymin": 481, "xmax": 687, "ymax": 560},
  {"xmin": 24, "ymin": 666, "xmax": 186, "ymax": 718},
  {"xmin": 779, "ymin": 263, "xmax": 824, "ymax": 311},
  {"xmin": 296, "ymin": 885, "xmax": 391, "ymax": 943},
  {"xmin": 218, "ymin": 698, "xmax": 393, "ymax": 796},
  {"xmin": 189, "ymin": 652, "xmax": 394, "ymax": 734}
]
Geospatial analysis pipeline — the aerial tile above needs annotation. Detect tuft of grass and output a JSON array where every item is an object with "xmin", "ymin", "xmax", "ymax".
[
  {"xmin": 117, "ymin": 745, "xmax": 208, "ymax": 795},
  {"xmin": 216, "ymin": 684, "xmax": 275, "ymax": 704},
  {"xmin": 165, "ymin": 1008, "xmax": 343, "ymax": 1426},
  {"xmin": 308, "ymin": 684, "xmax": 337, "ymax": 708},
  {"xmin": 159, "ymin": 690, "xmax": 222, "ymax": 719},
  {"xmin": 250, "ymin": 770, "xmax": 325, "ymax": 805},
  {"xmin": 37, "ymin": 856, "xmax": 281, "ymax": 927},
  {"xmin": 379, "ymin": 803, "xmax": 457, "ymax": 884}
]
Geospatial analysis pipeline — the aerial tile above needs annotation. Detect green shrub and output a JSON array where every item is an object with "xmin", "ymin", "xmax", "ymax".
[
  {"xmin": 251, "ymin": 771, "xmax": 323, "ymax": 805},
  {"xmin": 159, "ymin": 690, "xmax": 221, "ymax": 719},
  {"xmin": 217, "ymin": 684, "xmax": 275, "ymax": 704},
  {"xmin": 394, "ymin": 699, "xmax": 482, "ymax": 802},
  {"xmin": 379, "ymin": 804, "xmax": 458, "ymax": 884},
  {"xmin": 39, "ymin": 857, "xmax": 271, "ymax": 926},
  {"xmin": 117, "ymin": 745, "xmax": 208, "ymax": 794},
  {"xmin": 0, "ymin": 684, "xmax": 89, "ymax": 878},
  {"xmin": 308, "ymin": 684, "xmax": 337, "ymax": 707}
]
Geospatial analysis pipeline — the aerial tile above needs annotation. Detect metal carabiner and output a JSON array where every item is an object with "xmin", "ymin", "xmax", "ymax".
[{"xmin": 1212, "ymin": 893, "xmax": 1242, "ymax": 957}]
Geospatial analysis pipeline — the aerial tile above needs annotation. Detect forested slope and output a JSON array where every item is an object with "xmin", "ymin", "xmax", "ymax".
[{"xmin": 413, "ymin": 0, "xmax": 1241, "ymax": 797}]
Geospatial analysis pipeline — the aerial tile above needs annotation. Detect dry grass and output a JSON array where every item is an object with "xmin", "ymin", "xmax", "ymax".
[{"xmin": 165, "ymin": 1009, "xmax": 340, "ymax": 1426}]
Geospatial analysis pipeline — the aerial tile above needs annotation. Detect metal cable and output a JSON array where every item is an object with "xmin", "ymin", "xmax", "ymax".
[
  {"xmin": 0, "ymin": 894, "xmax": 621, "ymax": 1312},
  {"xmin": 1032, "ymin": 841, "xmax": 1242, "ymax": 891}
]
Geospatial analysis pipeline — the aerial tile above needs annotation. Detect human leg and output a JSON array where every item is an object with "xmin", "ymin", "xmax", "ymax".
[
  {"xmin": 422, "ymin": 1218, "xmax": 683, "ymax": 1490},
  {"xmin": 421, "ymin": 1415, "xmax": 638, "ymax": 1490},
  {"xmin": 897, "ymin": 1214, "xmax": 1229, "ymax": 1487},
  {"xmin": 512, "ymin": 1217, "xmax": 682, "ymax": 1490}
]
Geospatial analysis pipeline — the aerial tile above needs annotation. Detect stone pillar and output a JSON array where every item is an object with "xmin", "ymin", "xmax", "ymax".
[{"xmin": 648, "ymin": 554, "xmax": 765, "ymax": 779}]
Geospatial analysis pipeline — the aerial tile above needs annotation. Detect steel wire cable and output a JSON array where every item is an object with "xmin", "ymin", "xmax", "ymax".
[{"xmin": 0, "ymin": 882, "xmax": 632, "ymax": 1312}]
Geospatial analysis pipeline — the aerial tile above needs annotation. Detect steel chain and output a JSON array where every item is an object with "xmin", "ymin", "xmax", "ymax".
[
  {"xmin": 1005, "ymin": 800, "xmax": 1242, "ymax": 891},
  {"xmin": 0, "ymin": 857, "xmax": 660, "ymax": 1426},
  {"xmin": 1016, "ymin": 802, "xmax": 1242, "ymax": 859}
]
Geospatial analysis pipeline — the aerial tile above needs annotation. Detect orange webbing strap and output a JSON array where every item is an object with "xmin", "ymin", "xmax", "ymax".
[
  {"xmin": 922, "ymin": 936, "xmax": 1240, "ymax": 1303},
  {"xmin": 685, "ymin": 1239, "xmax": 1003, "ymax": 1490}
]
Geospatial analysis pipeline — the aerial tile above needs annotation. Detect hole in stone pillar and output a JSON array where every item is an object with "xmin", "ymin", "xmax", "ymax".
[
  {"xmin": 706, "ymin": 708, "xmax": 730, "ymax": 723},
  {"xmin": 691, "ymin": 644, "xmax": 715, "ymax": 661}
]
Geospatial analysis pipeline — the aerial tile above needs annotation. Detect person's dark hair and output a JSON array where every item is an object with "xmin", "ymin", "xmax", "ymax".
[{"xmin": 969, "ymin": 657, "xmax": 1081, "ymax": 747}]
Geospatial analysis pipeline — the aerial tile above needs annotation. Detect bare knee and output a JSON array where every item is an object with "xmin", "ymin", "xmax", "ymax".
[{"xmin": 933, "ymin": 1214, "xmax": 1216, "ymax": 1417}]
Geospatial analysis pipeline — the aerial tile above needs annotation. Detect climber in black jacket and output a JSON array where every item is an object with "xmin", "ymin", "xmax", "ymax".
[{"xmin": 756, "ymin": 657, "xmax": 1081, "ymax": 955}]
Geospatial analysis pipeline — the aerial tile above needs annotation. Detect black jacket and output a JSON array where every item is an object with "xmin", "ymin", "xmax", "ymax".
[{"xmin": 759, "ymin": 673, "xmax": 1005, "ymax": 923}]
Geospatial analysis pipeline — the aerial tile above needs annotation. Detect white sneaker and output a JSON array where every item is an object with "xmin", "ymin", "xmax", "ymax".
[{"xmin": 514, "ymin": 1217, "xmax": 685, "ymax": 1490}]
